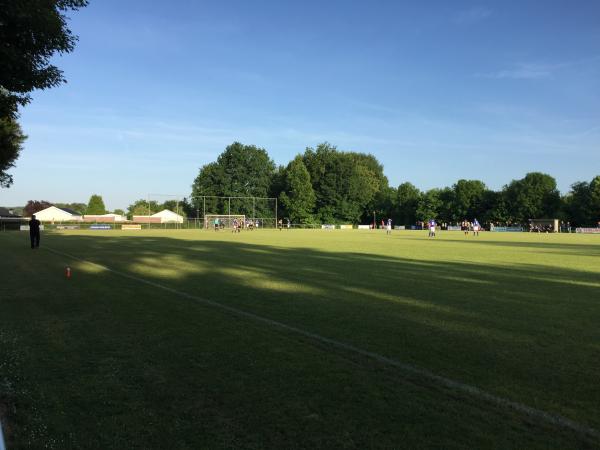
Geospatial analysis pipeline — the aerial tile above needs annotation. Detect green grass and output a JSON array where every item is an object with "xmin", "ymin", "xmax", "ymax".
[{"xmin": 1, "ymin": 229, "xmax": 599, "ymax": 449}]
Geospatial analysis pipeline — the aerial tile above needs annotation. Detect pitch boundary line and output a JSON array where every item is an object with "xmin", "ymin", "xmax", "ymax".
[{"xmin": 45, "ymin": 246, "xmax": 599, "ymax": 441}]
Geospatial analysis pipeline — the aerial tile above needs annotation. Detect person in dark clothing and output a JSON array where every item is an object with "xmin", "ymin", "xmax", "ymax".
[{"xmin": 29, "ymin": 215, "xmax": 41, "ymax": 249}]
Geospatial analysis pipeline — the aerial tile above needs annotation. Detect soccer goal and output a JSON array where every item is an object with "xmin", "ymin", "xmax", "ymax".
[
  {"xmin": 204, "ymin": 214, "xmax": 246, "ymax": 230},
  {"xmin": 192, "ymin": 195, "xmax": 277, "ymax": 229}
]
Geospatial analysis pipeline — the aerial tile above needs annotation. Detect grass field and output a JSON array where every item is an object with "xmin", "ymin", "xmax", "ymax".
[{"xmin": 1, "ymin": 228, "xmax": 599, "ymax": 449}]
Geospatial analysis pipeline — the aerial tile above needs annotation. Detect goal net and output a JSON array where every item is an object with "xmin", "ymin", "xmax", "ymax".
[
  {"xmin": 192, "ymin": 195, "xmax": 277, "ymax": 229},
  {"xmin": 204, "ymin": 214, "xmax": 247, "ymax": 230}
]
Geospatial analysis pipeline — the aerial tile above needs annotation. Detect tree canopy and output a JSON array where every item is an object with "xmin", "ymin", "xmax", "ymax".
[
  {"xmin": 0, "ymin": 0, "xmax": 87, "ymax": 187},
  {"xmin": 0, "ymin": 117, "xmax": 26, "ymax": 187},
  {"xmin": 279, "ymin": 156, "xmax": 316, "ymax": 224},
  {"xmin": 23, "ymin": 200, "xmax": 52, "ymax": 217},
  {"xmin": 86, "ymin": 195, "xmax": 107, "ymax": 215},
  {"xmin": 188, "ymin": 142, "xmax": 599, "ymax": 227}
]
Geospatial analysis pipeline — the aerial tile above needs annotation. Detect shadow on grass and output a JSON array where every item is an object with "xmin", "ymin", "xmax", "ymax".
[
  {"xmin": 41, "ymin": 232, "xmax": 600, "ymax": 427},
  {"xmin": 3, "ymin": 231, "xmax": 600, "ymax": 449}
]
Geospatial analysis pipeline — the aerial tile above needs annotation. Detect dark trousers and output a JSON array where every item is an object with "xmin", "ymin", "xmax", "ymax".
[{"xmin": 30, "ymin": 231, "xmax": 40, "ymax": 248}]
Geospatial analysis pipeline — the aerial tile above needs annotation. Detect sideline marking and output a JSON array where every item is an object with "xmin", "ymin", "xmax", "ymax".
[{"xmin": 45, "ymin": 246, "xmax": 600, "ymax": 442}]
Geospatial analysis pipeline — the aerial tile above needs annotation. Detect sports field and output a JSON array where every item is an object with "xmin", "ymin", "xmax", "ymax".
[{"xmin": 1, "ymin": 229, "xmax": 599, "ymax": 449}]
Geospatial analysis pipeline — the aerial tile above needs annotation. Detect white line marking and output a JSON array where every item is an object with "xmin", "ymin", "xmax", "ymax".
[{"xmin": 45, "ymin": 246, "xmax": 600, "ymax": 441}]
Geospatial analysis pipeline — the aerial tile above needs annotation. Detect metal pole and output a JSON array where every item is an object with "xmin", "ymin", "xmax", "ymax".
[
  {"xmin": 253, "ymin": 197, "xmax": 255, "ymax": 222},
  {"xmin": 275, "ymin": 197, "xmax": 278, "ymax": 229},
  {"xmin": 147, "ymin": 195, "xmax": 151, "ymax": 230},
  {"xmin": 203, "ymin": 196, "xmax": 206, "ymax": 230},
  {"xmin": 373, "ymin": 211, "xmax": 375, "ymax": 230},
  {"xmin": 228, "ymin": 197, "xmax": 231, "ymax": 217}
]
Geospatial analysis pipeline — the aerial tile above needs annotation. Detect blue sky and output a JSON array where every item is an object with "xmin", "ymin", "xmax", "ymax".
[{"xmin": 3, "ymin": 0, "xmax": 600, "ymax": 210}]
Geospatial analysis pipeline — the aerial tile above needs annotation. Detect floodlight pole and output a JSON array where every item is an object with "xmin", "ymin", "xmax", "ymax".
[
  {"xmin": 203, "ymin": 196, "xmax": 206, "ymax": 230},
  {"xmin": 275, "ymin": 198, "xmax": 278, "ymax": 229}
]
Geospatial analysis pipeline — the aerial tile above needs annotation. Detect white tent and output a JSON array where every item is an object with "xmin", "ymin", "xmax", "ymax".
[
  {"xmin": 151, "ymin": 209, "xmax": 184, "ymax": 224},
  {"xmin": 32, "ymin": 206, "xmax": 82, "ymax": 222}
]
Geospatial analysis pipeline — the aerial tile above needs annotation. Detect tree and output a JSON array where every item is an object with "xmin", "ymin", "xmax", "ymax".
[
  {"xmin": 1, "ymin": 0, "xmax": 87, "ymax": 187},
  {"xmin": 565, "ymin": 176, "xmax": 600, "ymax": 226},
  {"xmin": 590, "ymin": 176, "xmax": 600, "ymax": 226},
  {"xmin": 127, "ymin": 199, "xmax": 161, "ymax": 218},
  {"xmin": 0, "ymin": 117, "xmax": 27, "ymax": 188},
  {"xmin": 302, "ymin": 143, "xmax": 384, "ymax": 223},
  {"xmin": 113, "ymin": 209, "xmax": 125, "ymax": 216},
  {"xmin": 450, "ymin": 179, "xmax": 487, "ymax": 222},
  {"xmin": 191, "ymin": 142, "xmax": 276, "ymax": 217},
  {"xmin": 395, "ymin": 182, "xmax": 421, "ymax": 226},
  {"xmin": 0, "ymin": 0, "xmax": 89, "ymax": 117},
  {"xmin": 23, "ymin": 200, "xmax": 52, "ymax": 217},
  {"xmin": 415, "ymin": 189, "xmax": 442, "ymax": 222},
  {"xmin": 504, "ymin": 172, "xmax": 561, "ymax": 223},
  {"xmin": 279, "ymin": 156, "xmax": 316, "ymax": 224},
  {"xmin": 86, "ymin": 195, "xmax": 107, "ymax": 215}
]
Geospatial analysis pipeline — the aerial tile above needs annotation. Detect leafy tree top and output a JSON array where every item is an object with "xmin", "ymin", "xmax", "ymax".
[{"xmin": 86, "ymin": 194, "xmax": 107, "ymax": 215}]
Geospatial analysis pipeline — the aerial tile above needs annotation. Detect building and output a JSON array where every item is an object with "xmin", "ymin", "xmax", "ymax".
[
  {"xmin": 133, "ymin": 209, "xmax": 184, "ymax": 224},
  {"xmin": 0, "ymin": 207, "xmax": 21, "ymax": 218},
  {"xmin": 82, "ymin": 213, "xmax": 127, "ymax": 223},
  {"xmin": 32, "ymin": 206, "xmax": 82, "ymax": 222}
]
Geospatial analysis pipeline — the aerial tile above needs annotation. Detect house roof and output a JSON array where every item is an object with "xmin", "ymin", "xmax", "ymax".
[
  {"xmin": 58, "ymin": 207, "xmax": 82, "ymax": 215},
  {"xmin": 0, "ymin": 207, "xmax": 21, "ymax": 218},
  {"xmin": 151, "ymin": 209, "xmax": 183, "ymax": 217}
]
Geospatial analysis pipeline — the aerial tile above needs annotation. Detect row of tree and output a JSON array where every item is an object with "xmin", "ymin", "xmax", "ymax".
[
  {"xmin": 20, "ymin": 142, "xmax": 600, "ymax": 227},
  {"xmin": 190, "ymin": 142, "xmax": 600, "ymax": 227}
]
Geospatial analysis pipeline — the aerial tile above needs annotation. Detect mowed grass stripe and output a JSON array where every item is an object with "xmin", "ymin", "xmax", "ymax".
[
  {"xmin": 0, "ymin": 233, "xmax": 595, "ymax": 448},
  {"xmin": 43, "ymin": 243, "xmax": 600, "ymax": 442}
]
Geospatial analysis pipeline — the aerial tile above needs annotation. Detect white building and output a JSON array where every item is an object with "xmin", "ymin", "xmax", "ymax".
[
  {"xmin": 32, "ymin": 206, "xmax": 82, "ymax": 222},
  {"xmin": 83, "ymin": 213, "xmax": 127, "ymax": 223},
  {"xmin": 151, "ymin": 209, "xmax": 184, "ymax": 223}
]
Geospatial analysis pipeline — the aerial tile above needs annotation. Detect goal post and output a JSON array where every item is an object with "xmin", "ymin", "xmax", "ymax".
[{"xmin": 192, "ymin": 195, "xmax": 277, "ymax": 229}]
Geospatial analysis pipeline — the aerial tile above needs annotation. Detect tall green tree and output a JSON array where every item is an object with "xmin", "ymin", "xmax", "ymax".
[
  {"xmin": 0, "ymin": 0, "xmax": 88, "ymax": 186},
  {"xmin": 415, "ymin": 189, "xmax": 442, "ymax": 222},
  {"xmin": 279, "ymin": 156, "xmax": 316, "ymax": 224},
  {"xmin": 450, "ymin": 179, "xmax": 487, "ymax": 221},
  {"xmin": 395, "ymin": 182, "xmax": 421, "ymax": 225},
  {"xmin": 503, "ymin": 172, "xmax": 561, "ymax": 223},
  {"xmin": 302, "ymin": 143, "xmax": 383, "ymax": 223},
  {"xmin": 0, "ymin": 117, "xmax": 26, "ymax": 188},
  {"xmin": 0, "ymin": 0, "xmax": 88, "ymax": 117},
  {"xmin": 191, "ymin": 142, "xmax": 275, "ymax": 217},
  {"xmin": 86, "ymin": 195, "xmax": 107, "ymax": 215},
  {"xmin": 565, "ymin": 176, "xmax": 600, "ymax": 226}
]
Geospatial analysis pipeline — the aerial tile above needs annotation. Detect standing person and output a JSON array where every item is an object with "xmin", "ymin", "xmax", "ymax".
[
  {"xmin": 428, "ymin": 219, "xmax": 436, "ymax": 238},
  {"xmin": 472, "ymin": 218, "xmax": 480, "ymax": 236},
  {"xmin": 286, "ymin": 218, "xmax": 291, "ymax": 230},
  {"xmin": 214, "ymin": 217, "xmax": 219, "ymax": 231},
  {"xmin": 462, "ymin": 219, "xmax": 469, "ymax": 236},
  {"xmin": 386, "ymin": 218, "xmax": 392, "ymax": 235},
  {"xmin": 29, "ymin": 214, "xmax": 41, "ymax": 249}
]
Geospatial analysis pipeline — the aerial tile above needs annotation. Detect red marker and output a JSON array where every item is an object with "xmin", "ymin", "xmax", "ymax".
[{"xmin": 66, "ymin": 267, "xmax": 71, "ymax": 278}]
